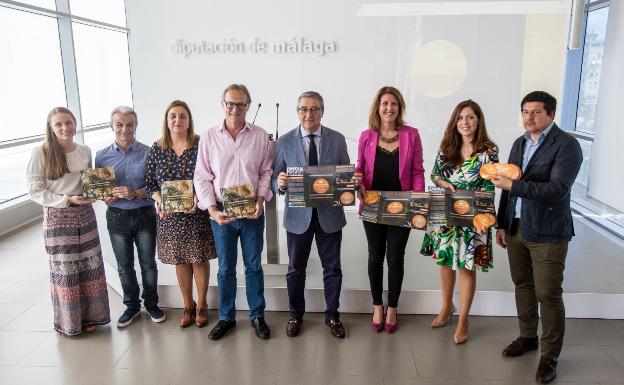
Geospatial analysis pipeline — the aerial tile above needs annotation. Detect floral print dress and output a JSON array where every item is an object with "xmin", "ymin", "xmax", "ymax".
[
  {"xmin": 144, "ymin": 142, "xmax": 216, "ymax": 264},
  {"xmin": 420, "ymin": 145, "xmax": 498, "ymax": 271}
]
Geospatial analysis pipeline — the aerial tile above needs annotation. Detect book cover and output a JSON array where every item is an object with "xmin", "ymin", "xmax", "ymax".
[
  {"xmin": 161, "ymin": 180, "xmax": 194, "ymax": 212},
  {"xmin": 221, "ymin": 184, "xmax": 256, "ymax": 218},
  {"xmin": 82, "ymin": 167, "xmax": 116, "ymax": 200}
]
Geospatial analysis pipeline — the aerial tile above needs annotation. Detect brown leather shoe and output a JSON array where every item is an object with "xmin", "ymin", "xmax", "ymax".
[
  {"xmin": 325, "ymin": 319, "xmax": 346, "ymax": 339},
  {"xmin": 195, "ymin": 307, "xmax": 208, "ymax": 328},
  {"xmin": 179, "ymin": 302, "xmax": 197, "ymax": 328},
  {"xmin": 286, "ymin": 317, "xmax": 302, "ymax": 337},
  {"xmin": 536, "ymin": 356, "xmax": 557, "ymax": 384},
  {"xmin": 502, "ymin": 336, "xmax": 538, "ymax": 357}
]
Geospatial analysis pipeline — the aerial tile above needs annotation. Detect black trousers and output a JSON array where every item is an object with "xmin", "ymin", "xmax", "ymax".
[
  {"xmin": 362, "ymin": 221, "xmax": 411, "ymax": 308},
  {"xmin": 286, "ymin": 210, "xmax": 343, "ymax": 321}
]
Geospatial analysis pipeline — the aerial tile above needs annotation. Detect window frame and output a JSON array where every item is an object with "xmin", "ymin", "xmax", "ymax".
[
  {"xmin": 0, "ymin": 0, "xmax": 132, "ymax": 208},
  {"xmin": 560, "ymin": 0, "xmax": 624, "ymax": 238}
]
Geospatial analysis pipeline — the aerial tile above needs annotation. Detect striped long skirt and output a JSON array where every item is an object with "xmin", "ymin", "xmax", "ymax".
[{"xmin": 43, "ymin": 204, "xmax": 110, "ymax": 335}]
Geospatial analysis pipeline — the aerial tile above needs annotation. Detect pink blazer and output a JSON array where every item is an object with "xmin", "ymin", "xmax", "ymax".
[{"xmin": 355, "ymin": 125, "xmax": 425, "ymax": 207}]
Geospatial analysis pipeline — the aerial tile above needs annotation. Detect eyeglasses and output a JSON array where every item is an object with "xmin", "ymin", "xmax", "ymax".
[
  {"xmin": 223, "ymin": 101, "xmax": 249, "ymax": 110},
  {"xmin": 297, "ymin": 106, "xmax": 322, "ymax": 114}
]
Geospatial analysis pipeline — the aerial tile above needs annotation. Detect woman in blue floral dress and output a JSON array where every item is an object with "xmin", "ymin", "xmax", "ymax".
[{"xmin": 421, "ymin": 100, "xmax": 498, "ymax": 344}]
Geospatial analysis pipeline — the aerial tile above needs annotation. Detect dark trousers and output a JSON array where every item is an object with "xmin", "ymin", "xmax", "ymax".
[
  {"xmin": 106, "ymin": 206, "xmax": 159, "ymax": 311},
  {"xmin": 507, "ymin": 219, "xmax": 568, "ymax": 359},
  {"xmin": 286, "ymin": 211, "xmax": 342, "ymax": 321},
  {"xmin": 362, "ymin": 221, "xmax": 411, "ymax": 308}
]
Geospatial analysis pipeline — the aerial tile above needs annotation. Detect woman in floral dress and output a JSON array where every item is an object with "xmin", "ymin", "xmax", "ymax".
[
  {"xmin": 421, "ymin": 99, "xmax": 498, "ymax": 344},
  {"xmin": 145, "ymin": 100, "xmax": 217, "ymax": 328}
]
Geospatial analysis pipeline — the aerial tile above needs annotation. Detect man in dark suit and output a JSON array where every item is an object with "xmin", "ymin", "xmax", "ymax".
[
  {"xmin": 272, "ymin": 91, "xmax": 350, "ymax": 339},
  {"xmin": 494, "ymin": 91, "xmax": 583, "ymax": 384}
]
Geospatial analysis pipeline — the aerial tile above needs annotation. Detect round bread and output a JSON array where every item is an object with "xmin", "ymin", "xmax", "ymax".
[
  {"xmin": 386, "ymin": 201, "xmax": 404, "ymax": 214},
  {"xmin": 496, "ymin": 163, "xmax": 522, "ymax": 181},
  {"xmin": 453, "ymin": 199, "xmax": 470, "ymax": 215},
  {"xmin": 364, "ymin": 190, "xmax": 380, "ymax": 205},
  {"xmin": 312, "ymin": 178, "xmax": 330, "ymax": 194},
  {"xmin": 472, "ymin": 213, "xmax": 492, "ymax": 230},
  {"xmin": 411, "ymin": 214, "xmax": 427, "ymax": 229},
  {"xmin": 339, "ymin": 191, "xmax": 355, "ymax": 205},
  {"xmin": 485, "ymin": 213, "xmax": 496, "ymax": 226},
  {"xmin": 474, "ymin": 244, "xmax": 489, "ymax": 267},
  {"xmin": 479, "ymin": 163, "xmax": 497, "ymax": 180}
]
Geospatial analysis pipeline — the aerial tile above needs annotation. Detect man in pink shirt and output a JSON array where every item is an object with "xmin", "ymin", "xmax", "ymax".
[{"xmin": 194, "ymin": 84, "xmax": 274, "ymax": 340}]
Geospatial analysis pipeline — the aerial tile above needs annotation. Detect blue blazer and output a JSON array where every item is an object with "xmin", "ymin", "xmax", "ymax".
[
  {"xmin": 496, "ymin": 124, "xmax": 582, "ymax": 243},
  {"xmin": 272, "ymin": 125, "xmax": 350, "ymax": 234}
]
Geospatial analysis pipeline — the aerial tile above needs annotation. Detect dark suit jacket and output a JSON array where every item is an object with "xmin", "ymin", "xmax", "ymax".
[
  {"xmin": 497, "ymin": 124, "xmax": 582, "ymax": 244},
  {"xmin": 272, "ymin": 125, "xmax": 350, "ymax": 234}
]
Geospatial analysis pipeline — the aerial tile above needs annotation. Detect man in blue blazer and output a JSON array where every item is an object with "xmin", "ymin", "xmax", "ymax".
[
  {"xmin": 494, "ymin": 91, "xmax": 583, "ymax": 384},
  {"xmin": 272, "ymin": 91, "xmax": 350, "ymax": 339}
]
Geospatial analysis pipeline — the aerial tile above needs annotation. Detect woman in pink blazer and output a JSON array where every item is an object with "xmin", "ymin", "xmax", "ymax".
[{"xmin": 354, "ymin": 86, "xmax": 425, "ymax": 333}]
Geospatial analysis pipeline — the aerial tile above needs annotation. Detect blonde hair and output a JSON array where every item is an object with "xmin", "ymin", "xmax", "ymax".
[
  {"xmin": 43, "ymin": 107, "xmax": 76, "ymax": 180},
  {"xmin": 157, "ymin": 100, "xmax": 199, "ymax": 150}
]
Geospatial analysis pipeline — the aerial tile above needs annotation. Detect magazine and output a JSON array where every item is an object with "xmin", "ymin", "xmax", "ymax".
[
  {"xmin": 360, "ymin": 190, "xmax": 430, "ymax": 230},
  {"xmin": 428, "ymin": 187, "xmax": 496, "ymax": 228},
  {"xmin": 287, "ymin": 165, "xmax": 355, "ymax": 208}
]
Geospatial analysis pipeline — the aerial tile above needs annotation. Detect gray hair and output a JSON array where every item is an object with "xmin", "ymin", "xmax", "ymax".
[
  {"xmin": 297, "ymin": 91, "xmax": 324, "ymax": 112},
  {"xmin": 110, "ymin": 106, "xmax": 138, "ymax": 125}
]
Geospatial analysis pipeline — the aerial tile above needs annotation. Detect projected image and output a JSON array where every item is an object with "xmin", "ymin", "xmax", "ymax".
[{"xmin": 410, "ymin": 40, "xmax": 467, "ymax": 98}]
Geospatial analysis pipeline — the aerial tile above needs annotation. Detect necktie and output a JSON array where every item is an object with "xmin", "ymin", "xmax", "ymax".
[{"xmin": 308, "ymin": 134, "xmax": 318, "ymax": 166}]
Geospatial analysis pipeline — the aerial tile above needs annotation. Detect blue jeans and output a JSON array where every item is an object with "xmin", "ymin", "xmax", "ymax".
[
  {"xmin": 210, "ymin": 214, "xmax": 266, "ymax": 321},
  {"xmin": 106, "ymin": 206, "xmax": 159, "ymax": 311}
]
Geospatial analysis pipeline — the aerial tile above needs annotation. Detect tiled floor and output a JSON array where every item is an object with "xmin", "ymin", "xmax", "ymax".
[{"xmin": 1, "ymin": 224, "xmax": 624, "ymax": 384}]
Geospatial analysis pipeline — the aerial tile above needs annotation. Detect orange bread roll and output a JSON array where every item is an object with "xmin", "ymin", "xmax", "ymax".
[
  {"xmin": 364, "ymin": 190, "xmax": 380, "ymax": 205},
  {"xmin": 479, "ymin": 163, "xmax": 522, "ymax": 181},
  {"xmin": 495, "ymin": 163, "xmax": 522, "ymax": 181},
  {"xmin": 479, "ymin": 163, "xmax": 497, "ymax": 180},
  {"xmin": 473, "ymin": 213, "xmax": 493, "ymax": 230},
  {"xmin": 453, "ymin": 199, "xmax": 470, "ymax": 215},
  {"xmin": 411, "ymin": 214, "xmax": 427, "ymax": 229}
]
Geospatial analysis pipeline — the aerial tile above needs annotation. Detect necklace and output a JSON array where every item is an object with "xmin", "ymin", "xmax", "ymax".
[
  {"xmin": 461, "ymin": 147, "xmax": 473, "ymax": 159},
  {"xmin": 379, "ymin": 134, "xmax": 399, "ymax": 144}
]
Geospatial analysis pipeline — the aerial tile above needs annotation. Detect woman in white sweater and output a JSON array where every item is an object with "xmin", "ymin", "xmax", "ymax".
[{"xmin": 26, "ymin": 107, "xmax": 110, "ymax": 336}]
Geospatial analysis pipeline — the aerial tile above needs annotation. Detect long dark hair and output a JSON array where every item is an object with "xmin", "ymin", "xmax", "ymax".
[
  {"xmin": 43, "ymin": 107, "xmax": 76, "ymax": 180},
  {"xmin": 439, "ymin": 100, "xmax": 496, "ymax": 167}
]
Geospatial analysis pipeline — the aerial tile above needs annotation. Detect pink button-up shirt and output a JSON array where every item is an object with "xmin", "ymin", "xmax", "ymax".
[{"xmin": 194, "ymin": 121, "xmax": 274, "ymax": 210}]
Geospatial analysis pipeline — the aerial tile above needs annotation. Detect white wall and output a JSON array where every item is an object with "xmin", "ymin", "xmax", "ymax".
[
  {"xmin": 125, "ymin": 0, "xmax": 569, "ymax": 174},
  {"xmin": 588, "ymin": 1, "xmax": 623, "ymax": 212}
]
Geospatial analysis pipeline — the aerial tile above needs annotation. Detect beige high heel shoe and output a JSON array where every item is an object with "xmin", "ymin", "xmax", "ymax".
[
  {"xmin": 431, "ymin": 304, "xmax": 456, "ymax": 328},
  {"xmin": 453, "ymin": 319, "xmax": 469, "ymax": 344}
]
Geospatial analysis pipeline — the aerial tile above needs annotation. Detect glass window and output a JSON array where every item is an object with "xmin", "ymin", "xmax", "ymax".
[
  {"xmin": 575, "ymin": 6, "xmax": 609, "ymax": 134},
  {"xmin": 69, "ymin": 0, "xmax": 126, "ymax": 26},
  {"xmin": 72, "ymin": 23, "xmax": 133, "ymax": 128},
  {"xmin": 16, "ymin": 0, "xmax": 56, "ymax": 10},
  {"xmin": 0, "ymin": 142, "xmax": 42, "ymax": 205},
  {"xmin": 0, "ymin": 7, "xmax": 66, "ymax": 142}
]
